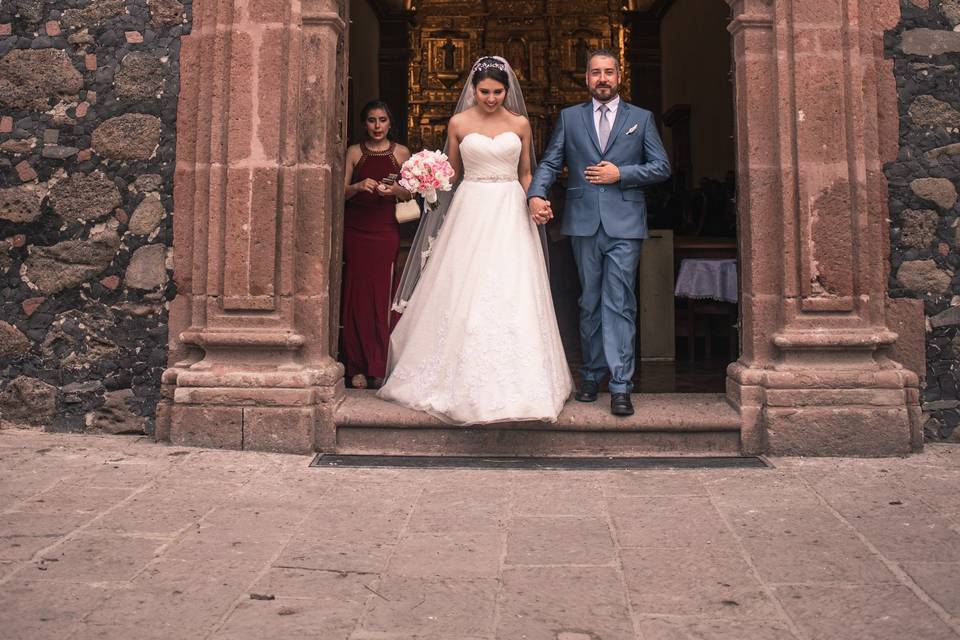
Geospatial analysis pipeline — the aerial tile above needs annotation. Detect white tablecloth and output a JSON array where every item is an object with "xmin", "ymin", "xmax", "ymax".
[{"xmin": 674, "ymin": 258, "xmax": 738, "ymax": 303}]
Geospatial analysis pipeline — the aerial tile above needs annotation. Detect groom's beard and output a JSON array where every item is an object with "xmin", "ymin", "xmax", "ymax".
[{"xmin": 590, "ymin": 83, "xmax": 620, "ymax": 103}]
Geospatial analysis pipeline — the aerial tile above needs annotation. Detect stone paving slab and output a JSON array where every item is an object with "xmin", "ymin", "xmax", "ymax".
[{"xmin": 1, "ymin": 428, "xmax": 960, "ymax": 639}]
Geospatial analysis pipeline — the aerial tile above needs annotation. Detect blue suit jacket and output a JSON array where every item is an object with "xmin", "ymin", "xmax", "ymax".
[{"xmin": 527, "ymin": 101, "xmax": 671, "ymax": 239}]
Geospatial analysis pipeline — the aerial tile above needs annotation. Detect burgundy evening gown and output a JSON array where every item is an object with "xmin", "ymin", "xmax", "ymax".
[{"xmin": 340, "ymin": 142, "xmax": 401, "ymax": 380}]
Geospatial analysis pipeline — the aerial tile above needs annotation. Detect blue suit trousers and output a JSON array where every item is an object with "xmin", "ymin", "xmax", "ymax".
[{"xmin": 571, "ymin": 225, "xmax": 642, "ymax": 393}]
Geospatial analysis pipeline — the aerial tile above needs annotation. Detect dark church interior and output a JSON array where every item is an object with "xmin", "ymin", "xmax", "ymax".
[{"xmin": 347, "ymin": 0, "xmax": 738, "ymax": 393}]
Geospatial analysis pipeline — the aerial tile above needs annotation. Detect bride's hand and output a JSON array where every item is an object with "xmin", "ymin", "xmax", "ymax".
[{"xmin": 528, "ymin": 197, "xmax": 552, "ymax": 225}]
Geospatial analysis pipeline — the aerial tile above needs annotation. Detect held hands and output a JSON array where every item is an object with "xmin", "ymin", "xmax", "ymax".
[
  {"xmin": 528, "ymin": 196, "xmax": 553, "ymax": 226},
  {"xmin": 585, "ymin": 161, "xmax": 620, "ymax": 185}
]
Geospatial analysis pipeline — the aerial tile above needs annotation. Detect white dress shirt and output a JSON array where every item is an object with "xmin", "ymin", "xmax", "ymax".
[{"xmin": 592, "ymin": 96, "xmax": 620, "ymax": 140}]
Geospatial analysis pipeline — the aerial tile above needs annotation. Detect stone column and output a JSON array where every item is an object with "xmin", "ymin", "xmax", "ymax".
[
  {"xmin": 157, "ymin": 0, "xmax": 348, "ymax": 453},
  {"xmin": 726, "ymin": 0, "xmax": 922, "ymax": 455}
]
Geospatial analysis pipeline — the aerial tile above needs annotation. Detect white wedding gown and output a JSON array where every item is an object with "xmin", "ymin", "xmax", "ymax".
[{"xmin": 378, "ymin": 131, "xmax": 573, "ymax": 424}]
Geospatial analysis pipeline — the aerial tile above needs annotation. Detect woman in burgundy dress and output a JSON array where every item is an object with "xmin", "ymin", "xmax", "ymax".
[{"xmin": 341, "ymin": 100, "xmax": 412, "ymax": 389}]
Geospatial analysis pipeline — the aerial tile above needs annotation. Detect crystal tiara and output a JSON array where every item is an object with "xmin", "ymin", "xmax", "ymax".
[{"xmin": 472, "ymin": 58, "xmax": 506, "ymax": 73}]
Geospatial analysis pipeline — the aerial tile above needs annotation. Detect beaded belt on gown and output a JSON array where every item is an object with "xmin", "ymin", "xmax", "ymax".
[{"xmin": 462, "ymin": 174, "xmax": 517, "ymax": 183}]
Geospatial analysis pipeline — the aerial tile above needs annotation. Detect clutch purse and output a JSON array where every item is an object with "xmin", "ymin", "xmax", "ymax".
[{"xmin": 395, "ymin": 199, "xmax": 421, "ymax": 223}]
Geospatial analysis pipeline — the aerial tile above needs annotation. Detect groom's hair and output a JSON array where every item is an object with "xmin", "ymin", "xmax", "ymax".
[{"xmin": 587, "ymin": 48, "xmax": 620, "ymax": 72}]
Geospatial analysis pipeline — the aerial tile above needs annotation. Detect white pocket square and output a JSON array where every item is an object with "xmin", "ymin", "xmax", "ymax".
[{"xmin": 626, "ymin": 124, "xmax": 639, "ymax": 135}]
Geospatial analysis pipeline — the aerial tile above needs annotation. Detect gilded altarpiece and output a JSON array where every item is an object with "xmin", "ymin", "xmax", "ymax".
[{"xmin": 407, "ymin": 0, "xmax": 633, "ymax": 153}]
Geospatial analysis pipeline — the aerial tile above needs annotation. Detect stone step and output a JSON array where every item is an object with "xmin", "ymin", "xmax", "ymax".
[{"xmin": 334, "ymin": 391, "xmax": 743, "ymax": 457}]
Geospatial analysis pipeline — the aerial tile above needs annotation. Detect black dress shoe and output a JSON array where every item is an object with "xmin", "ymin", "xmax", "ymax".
[
  {"xmin": 611, "ymin": 393, "xmax": 634, "ymax": 416},
  {"xmin": 575, "ymin": 380, "xmax": 599, "ymax": 402}
]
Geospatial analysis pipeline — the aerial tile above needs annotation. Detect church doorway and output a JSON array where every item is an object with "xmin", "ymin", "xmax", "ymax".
[
  {"xmin": 162, "ymin": 0, "xmax": 917, "ymax": 457},
  {"xmin": 342, "ymin": 0, "xmax": 738, "ymax": 396}
]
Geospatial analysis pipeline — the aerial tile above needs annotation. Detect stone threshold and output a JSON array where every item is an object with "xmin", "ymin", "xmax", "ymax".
[
  {"xmin": 333, "ymin": 391, "xmax": 743, "ymax": 457},
  {"xmin": 338, "ymin": 390, "xmax": 740, "ymax": 431}
]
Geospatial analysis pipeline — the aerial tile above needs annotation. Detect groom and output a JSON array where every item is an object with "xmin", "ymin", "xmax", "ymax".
[{"xmin": 527, "ymin": 49, "xmax": 671, "ymax": 416}]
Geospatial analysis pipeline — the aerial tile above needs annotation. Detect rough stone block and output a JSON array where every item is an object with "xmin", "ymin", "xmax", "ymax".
[
  {"xmin": 0, "ymin": 321, "xmax": 30, "ymax": 360},
  {"xmin": 886, "ymin": 297, "xmax": 927, "ymax": 385},
  {"xmin": 20, "ymin": 296, "xmax": 45, "ymax": 316},
  {"xmin": 877, "ymin": 58, "xmax": 900, "ymax": 164},
  {"xmin": 92, "ymin": 114, "xmax": 161, "ymax": 162},
  {"xmin": 943, "ymin": 0, "xmax": 960, "ymax": 27},
  {"xmin": 86, "ymin": 389, "xmax": 148, "ymax": 434},
  {"xmin": 900, "ymin": 209, "xmax": 939, "ymax": 249},
  {"xmin": 901, "ymin": 28, "xmax": 960, "ymax": 56},
  {"xmin": 243, "ymin": 406, "xmax": 315, "ymax": 454},
  {"xmin": 255, "ymin": 26, "xmax": 286, "ymax": 161},
  {"xmin": 61, "ymin": 0, "xmax": 125, "ymax": 28},
  {"xmin": 148, "ymin": 0, "xmax": 185, "ymax": 27},
  {"xmin": 24, "ymin": 227, "xmax": 120, "ymax": 294},
  {"xmin": 910, "ymin": 177, "xmax": 957, "ymax": 210},
  {"xmin": 125, "ymin": 244, "xmax": 168, "ymax": 290},
  {"xmin": 225, "ymin": 32, "xmax": 255, "ymax": 163},
  {"xmin": 41, "ymin": 145, "xmax": 79, "ymax": 159},
  {"xmin": 133, "ymin": 174, "xmax": 164, "ymax": 193},
  {"xmin": 765, "ymin": 405, "xmax": 911, "ymax": 456},
  {"xmin": 930, "ymin": 305, "xmax": 960, "ymax": 328},
  {"xmin": 908, "ymin": 94, "xmax": 960, "ymax": 129},
  {"xmin": 0, "ymin": 185, "xmax": 44, "ymax": 223},
  {"xmin": 128, "ymin": 193, "xmax": 165, "ymax": 235},
  {"xmin": 0, "ymin": 375, "xmax": 56, "ymax": 424},
  {"xmin": 170, "ymin": 405, "xmax": 243, "ymax": 449},
  {"xmin": 49, "ymin": 171, "xmax": 121, "ymax": 223},
  {"xmin": 765, "ymin": 388, "xmax": 906, "ymax": 407},
  {"xmin": 896, "ymin": 259, "xmax": 952, "ymax": 294},
  {"xmin": 0, "ymin": 49, "xmax": 84, "ymax": 110},
  {"xmin": 925, "ymin": 142, "xmax": 960, "ymax": 162},
  {"xmin": 15, "ymin": 161, "xmax": 37, "ymax": 182},
  {"xmin": 248, "ymin": 167, "xmax": 280, "ymax": 296},
  {"xmin": 115, "ymin": 52, "xmax": 165, "ymax": 102}
]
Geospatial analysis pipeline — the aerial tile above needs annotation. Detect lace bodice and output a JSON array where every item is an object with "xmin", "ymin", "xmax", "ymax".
[{"xmin": 460, "ymin": 131, "xmax": 521, "ymax": 182}]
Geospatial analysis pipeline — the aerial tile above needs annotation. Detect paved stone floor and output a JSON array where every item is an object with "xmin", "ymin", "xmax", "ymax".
[{"xmin": 2, "ymin": 429, "xmax": 960, "ymax": 639}]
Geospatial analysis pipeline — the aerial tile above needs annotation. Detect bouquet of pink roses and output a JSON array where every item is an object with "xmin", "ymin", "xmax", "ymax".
[{"xmin": 398, "ymin": 150, "xmax": 455, "ymax": 208}]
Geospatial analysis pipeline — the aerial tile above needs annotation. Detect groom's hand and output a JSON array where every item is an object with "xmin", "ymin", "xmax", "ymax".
[
  {"xmin": 528, "ymin": 197, "xmax": 553, "ymax": 226},
  {"xmin": 585, "ymin": 161, "xmax": 620, "ymax": 185}
]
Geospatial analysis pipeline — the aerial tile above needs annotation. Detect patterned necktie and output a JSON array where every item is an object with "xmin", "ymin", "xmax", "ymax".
[{"xmin": 598, "ymin": 103, "xmax": 611, "ymax": 152}]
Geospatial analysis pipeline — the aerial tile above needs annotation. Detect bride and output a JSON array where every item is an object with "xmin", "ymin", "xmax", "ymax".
[{"xmin": 377, "ymin": 56, "xmax": 573, "ymax": 424}]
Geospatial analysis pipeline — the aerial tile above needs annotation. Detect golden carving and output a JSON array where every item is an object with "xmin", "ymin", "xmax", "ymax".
[{"xmin": 407, "ymin": 0, "xmax": 632, "ymax": 153}]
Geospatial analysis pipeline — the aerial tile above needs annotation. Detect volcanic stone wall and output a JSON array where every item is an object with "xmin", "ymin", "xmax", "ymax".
[
  {"xmin": 0, "ymin": 0, "xmax": 188, "ymax": 434},
  {"xmin": 887, "ymin": 0, "xmax": 960, "ymax": 440}
]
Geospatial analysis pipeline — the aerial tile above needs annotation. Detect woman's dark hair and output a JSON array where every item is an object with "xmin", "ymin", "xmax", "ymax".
[
  {"xmin": 359, "ymin": 100, "xmax": 395, "ymax": 140},
  {"xmin": 471, "ymin": 57, "xmax": 510, "ymax": 91}
]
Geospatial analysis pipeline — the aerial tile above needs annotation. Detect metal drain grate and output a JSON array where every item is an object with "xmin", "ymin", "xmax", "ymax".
[{"xmin": 310, "ymin": 454, "xmax": 771, "ymax": 470}]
